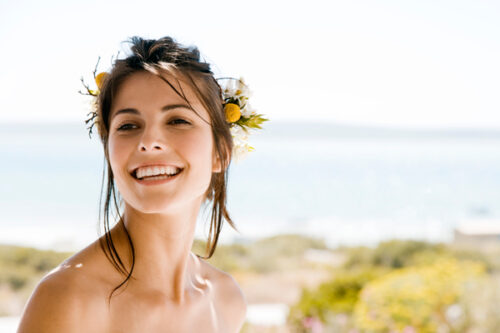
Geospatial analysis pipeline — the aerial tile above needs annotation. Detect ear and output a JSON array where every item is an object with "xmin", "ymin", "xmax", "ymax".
[
  {"xmin": 212, "ymin": 154, "xmax": 222, "ymax": 173},
  {"xmin": 212, "ymin": 148, "xmax": 230, "ymax": 173},
  {"xmin": 212, "ymin": 148, "xmax": 222, "ymax": 173}
]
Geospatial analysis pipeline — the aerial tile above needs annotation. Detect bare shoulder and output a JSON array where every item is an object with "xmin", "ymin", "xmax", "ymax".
[
  {"xmin": 199, "ymin": 258, "xmax": 247, "ymax": 331},
  {"xmin": 17, "ymin": 244, "xmax": 109, "ymax": 333}
]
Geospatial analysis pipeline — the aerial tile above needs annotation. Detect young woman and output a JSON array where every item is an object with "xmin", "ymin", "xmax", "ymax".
[{"xmin": 17, "ymin": 36, "xmax": 257, "ymax": 332}]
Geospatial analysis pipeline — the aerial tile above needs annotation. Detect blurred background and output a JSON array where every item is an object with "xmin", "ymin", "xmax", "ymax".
[{"xmin": 1, "ymin": 0, "xmax": 499, "ymax": 332}]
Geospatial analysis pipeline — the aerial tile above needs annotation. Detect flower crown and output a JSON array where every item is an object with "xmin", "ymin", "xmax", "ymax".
[{"xmin": 80, "ymin": 58, "xmax": 268, "ymax": 162}]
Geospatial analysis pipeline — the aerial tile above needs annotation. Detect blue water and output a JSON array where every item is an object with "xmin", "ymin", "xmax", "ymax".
[{"xmin": 1, "ymin": 121, "xmax": 499, "ymax": 249}]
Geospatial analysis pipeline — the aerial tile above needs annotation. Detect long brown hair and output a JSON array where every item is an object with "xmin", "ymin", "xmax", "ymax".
[{"xmin": 91, "ymin": 36, "xmax": 236, "ymax": 304}]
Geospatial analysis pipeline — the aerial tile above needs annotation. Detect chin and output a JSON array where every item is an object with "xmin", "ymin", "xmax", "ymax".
[
  {"xmin": 123, "ymin": 189, "xmax": 206, "ymax": 215},
  {"xmin": 134, "ymin": 200, "xmax": 180, "ymax": 214}
]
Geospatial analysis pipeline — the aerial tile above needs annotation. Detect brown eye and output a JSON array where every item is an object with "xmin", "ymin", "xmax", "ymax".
[
  {"xmin": 117, "ymin": 123, "xmax": 137, "ymax": 131},
  {"xmin": 170, "ymin": 118, "xmax": 190, "ymax": 125}
]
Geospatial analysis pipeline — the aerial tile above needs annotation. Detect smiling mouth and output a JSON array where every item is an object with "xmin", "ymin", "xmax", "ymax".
[{"xmin": 131, "ymin": 168, "xmax": 183, "ymax": 180}]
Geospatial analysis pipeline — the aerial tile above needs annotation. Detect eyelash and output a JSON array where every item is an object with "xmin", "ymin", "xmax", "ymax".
[{"xmin": 116, "ymin": 118, "xmax": 191, "ymax": 131}]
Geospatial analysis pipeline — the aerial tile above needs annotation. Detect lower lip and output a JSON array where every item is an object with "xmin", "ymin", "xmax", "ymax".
[{"xmin": 132, "ymin": 170, "xmax": 182, "ymax": 186}]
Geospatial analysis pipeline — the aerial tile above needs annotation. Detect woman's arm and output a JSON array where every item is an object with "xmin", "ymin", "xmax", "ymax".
[
  {"xmin": 219, "ymin": 273, "xmax": 247, "ymax": 332},
  {"xmin": 17, "ymin": 272, "xmax": 106, "ymax": 333}
]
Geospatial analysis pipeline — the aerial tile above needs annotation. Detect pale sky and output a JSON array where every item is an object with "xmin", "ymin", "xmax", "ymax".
[{"xmin": 1, "ymin": 0, "xmax": 499, "ymax": 129}]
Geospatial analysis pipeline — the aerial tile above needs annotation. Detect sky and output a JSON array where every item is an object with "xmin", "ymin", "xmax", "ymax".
[{"xmin": 0, "ymin": 0, "xmax": 499, "ymax": 129}]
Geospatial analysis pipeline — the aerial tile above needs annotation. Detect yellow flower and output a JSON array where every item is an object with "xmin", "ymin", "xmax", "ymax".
[
  {"xmin": 95, "ymin": 72, "xmax": 108, "ymax": 90},
  {"xmin": 224, "ymin": 103, "xmax": 241, "ymax": 123}
]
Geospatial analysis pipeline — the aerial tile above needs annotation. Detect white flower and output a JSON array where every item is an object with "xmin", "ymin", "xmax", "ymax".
[
  {"xmin": 230, "ymin": 125, "xmax": 252, "ymax": 162},
  {"xmin": 238, "ymin": 81, "xmax": 251, "ymax": 97},
  {"xmin": 230, "ymin": 125, "xmax": 249, "ymax": 142},
  {"xmin": 222, "ymin": 77, "xmax": 252, "ymax": 103},
  {"xmin": 232, "ymin": 141, "xmax": 251, "ymax": 162},
  {"xmin": 223, "ymin": 88, "xmax": 235, "ymax": 100},
  {"xmin": 222, "ymin": 79, "xmax": 238, "ymax": 97},
  {"xmin": 241, "ymin": 102, "xmax": 256, "ymax": 118}
]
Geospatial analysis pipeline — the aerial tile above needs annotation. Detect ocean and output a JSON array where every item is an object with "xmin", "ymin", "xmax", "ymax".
[{"xmin": 1, "ymin": 121, "xmax": 499, "ymax": 251}]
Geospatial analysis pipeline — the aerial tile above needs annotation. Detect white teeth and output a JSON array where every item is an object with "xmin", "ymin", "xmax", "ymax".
[
  {"xmin": 143, "ymin": 175, "xmax": 170, "ymax": 181},
  {"xmin": 135, "ymin": 165, "xmax": 181, "ymax": 179}
]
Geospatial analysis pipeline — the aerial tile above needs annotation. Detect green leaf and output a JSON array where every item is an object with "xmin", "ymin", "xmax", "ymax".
[{"xmin": 238, "ymin": 114, "xmax": 269, "ymax": 129}]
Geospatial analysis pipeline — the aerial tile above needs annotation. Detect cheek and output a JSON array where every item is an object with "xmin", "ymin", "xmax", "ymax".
[
  {"xmin": 180, "ymin": 130, "xmax": 215, "ymax": 190},
  {"xmin": 107, "ymin": 138, "xmax": 131, "ymax": 175},
  {"xmin": 184, "ymin": 131, "xmax": 214, "ymax": 166}
]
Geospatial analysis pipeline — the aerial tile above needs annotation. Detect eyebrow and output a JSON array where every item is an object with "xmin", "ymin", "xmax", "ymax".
[{"xmin": 112, "ymin": 104, "xmax": 194, "ymax": 119}]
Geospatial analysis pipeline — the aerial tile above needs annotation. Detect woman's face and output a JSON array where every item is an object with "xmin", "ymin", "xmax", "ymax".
[{"xmin": 107, "ymin": 71, "xmax": 221, "ymax": 214}]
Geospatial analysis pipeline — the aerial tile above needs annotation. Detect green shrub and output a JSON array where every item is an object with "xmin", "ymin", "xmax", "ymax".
[
  {"xmin": 342, "ymin": 240, "xmax": 447, "ymax": 270},
  {"xmin": 288, "ymin": 267, "xmax": 387, "ymax": 328},
  {"xmin": 289, "ymin": 240, "xmax": 495, "ymax": 332},
  {"xmin": 0, "ymin": 245, "xmax": 73, "ymax": 291},
  {"xmin": 353, "ymin": 257, "xmax": 485, "ymax": 333},
  {"xmin": 193, "ymin": 234, "xmax": 328, "ymax": 273}
]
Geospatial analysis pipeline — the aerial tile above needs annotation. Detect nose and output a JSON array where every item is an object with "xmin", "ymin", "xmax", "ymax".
[{"xmin": 138, "ymin": 124, "xmax": 167, "ymax": 152}]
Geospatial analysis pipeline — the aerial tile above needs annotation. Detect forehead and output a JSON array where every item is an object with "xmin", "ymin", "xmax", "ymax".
[{"xmin": 110, "ymin": 71, "xmax": 207, "ymax": 119}]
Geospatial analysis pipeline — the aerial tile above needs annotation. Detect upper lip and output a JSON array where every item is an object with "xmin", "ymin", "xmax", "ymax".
[{"xmin": 129, "ymin": 162, "xmax": 184, "ymax": 175}]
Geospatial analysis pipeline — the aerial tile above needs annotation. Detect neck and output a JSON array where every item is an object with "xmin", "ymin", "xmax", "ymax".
[{"xmin": 108, "ymin": 198, "xmax": 205, "ymax": 304}]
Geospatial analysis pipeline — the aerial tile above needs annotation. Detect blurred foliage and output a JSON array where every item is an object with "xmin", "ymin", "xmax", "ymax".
[
  {"xmin": 289, "ymin": 240, "xmax": 497, "ymax": 333},
  {"xmin": 354, "ymin": 257, "xmax": 485, "ymax": 332},
  {"xmin": 288, "ymin": 267, "xmax": 388, "ymax": 327},
  {"xmin": 342, "ymin": 240, "xmax": 446, "ymax": 269},
  {"xmin": 193, "ymin": 234, "xmax": 328, "ymax": 273},
  {"xmin": 340, "ymin": 239, "xmax": 493, "ymax": 272},
  {"xmin": 0, "ymin": 245, "xmax": 72, "ymax": 291}
]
